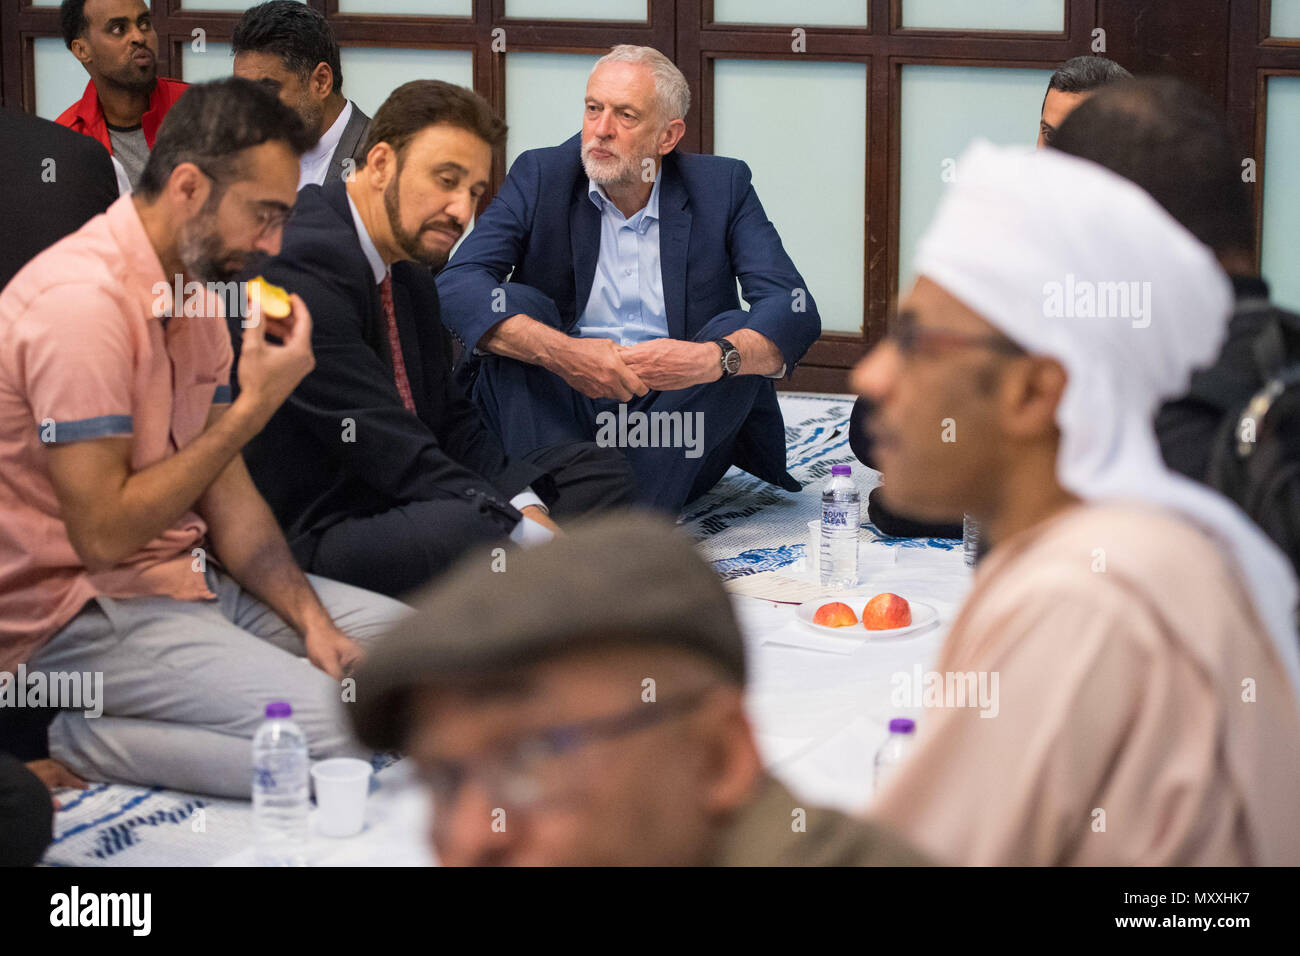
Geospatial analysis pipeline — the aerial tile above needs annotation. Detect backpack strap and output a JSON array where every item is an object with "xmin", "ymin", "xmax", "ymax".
[
  {"xmin": 1251, "ymin": 315, "xmax": 1288, "ymax": 380},
  {"xmin": 1236, "ymin": 361, "xmax": 1300, "ymax": 459}
]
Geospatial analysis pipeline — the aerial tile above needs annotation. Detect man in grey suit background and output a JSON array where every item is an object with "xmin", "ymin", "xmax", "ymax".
[{"xmin": 232, "ymin": 0, "xmax": 369, "ymax": 190}]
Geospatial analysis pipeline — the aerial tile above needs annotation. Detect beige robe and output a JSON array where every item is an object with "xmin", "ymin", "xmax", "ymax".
[{"xmin": 869, "ymin": 502, "xmax": 1300, "ymax": 865}]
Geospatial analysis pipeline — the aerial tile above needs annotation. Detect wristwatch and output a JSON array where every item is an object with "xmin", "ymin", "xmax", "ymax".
[{"xmin": 714, "ymin": 337, "xmax": 741, "ymax": 378}]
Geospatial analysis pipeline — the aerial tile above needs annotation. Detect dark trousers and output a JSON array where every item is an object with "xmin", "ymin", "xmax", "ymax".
[
  {"xmin": 0, "ymin": 754, "xmax": 53, "ymax": 866},
  {"xmin": 306, "ymin": 440, "xmax": 637, "ymax": 599},
  {"xmin": 471, "ymin": 355, "xmax": 764, "ymax": 513}
]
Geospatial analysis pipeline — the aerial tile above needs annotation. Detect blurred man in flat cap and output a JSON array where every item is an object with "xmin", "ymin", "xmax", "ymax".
[
  {"xmin": 350, "ymin": 511, "xmax": 927, "ymax": 867},
  {"xmin": 858, "ymin": 141, "xmax": 1300, "ymax": 865}
]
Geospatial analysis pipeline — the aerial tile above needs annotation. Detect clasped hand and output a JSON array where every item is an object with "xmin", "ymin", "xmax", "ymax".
[{"xmin": 553, "ymin": 336, "xmax": 720, "ymax": 401}]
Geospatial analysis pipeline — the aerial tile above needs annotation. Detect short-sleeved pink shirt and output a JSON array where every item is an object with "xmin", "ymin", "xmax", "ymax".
[{"xmin": 0, "ymin": 195, "xmax": 234, "ymax": 670}]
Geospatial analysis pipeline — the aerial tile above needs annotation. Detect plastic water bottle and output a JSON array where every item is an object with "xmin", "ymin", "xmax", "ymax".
[
  {"xmin": 873, "ymin": 717, "xmax": 917, "ymax": 795},
  {"xmin": 252, "ymin": 701, "xmax": 310, "ymax": 866},
  {"xmin": 820, "ymin": 464, "xmax": 860, "ymax": 588},
  {"xmin": 962, "ymin": 514, "xmax": 981, "ymax": 568}
]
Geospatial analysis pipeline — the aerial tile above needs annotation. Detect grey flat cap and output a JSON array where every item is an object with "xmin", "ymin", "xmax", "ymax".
[{"xmin": 349, "ymin": 509, "xmax": 745, "ymax": 750}]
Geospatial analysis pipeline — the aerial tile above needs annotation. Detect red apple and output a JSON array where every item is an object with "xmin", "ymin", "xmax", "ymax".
[
  {"xmin": 813, "ymin": 601, "xmax": 859, "ymax": 628},
  {"xmin": 862, "ymin": 593, "xmax": 911, "ymax": 630}
]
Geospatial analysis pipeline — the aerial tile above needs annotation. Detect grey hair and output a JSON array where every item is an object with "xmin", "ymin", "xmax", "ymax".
[{"xmin": 592, "ymin": 44, "xmax": 690, "ymax": 123}]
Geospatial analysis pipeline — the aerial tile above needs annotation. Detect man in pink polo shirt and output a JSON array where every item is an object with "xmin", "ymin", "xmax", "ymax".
[{"xmin": 0, "ymin": 78, "xmax": 409, "ymax": 799}]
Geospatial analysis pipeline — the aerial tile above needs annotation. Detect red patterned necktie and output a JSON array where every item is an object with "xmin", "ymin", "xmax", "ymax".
[{"xmin": 378, "ymin": 273, "xmax": 417, "ymax": 414}]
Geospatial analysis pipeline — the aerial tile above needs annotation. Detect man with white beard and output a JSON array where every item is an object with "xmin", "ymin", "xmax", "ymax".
[{"xmin": 437, "ymin": 45, "xmax": 820, "ymax": 513}]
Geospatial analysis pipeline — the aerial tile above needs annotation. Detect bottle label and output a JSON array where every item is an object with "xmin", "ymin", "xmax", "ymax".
[{"xmin": 822, "ymin": 502, "xmax": 860, "ymax": 528}]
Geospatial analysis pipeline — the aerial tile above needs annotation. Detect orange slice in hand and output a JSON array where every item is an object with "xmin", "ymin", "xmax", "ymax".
[{"xmin": 248, "ymin": 275, "xmax": 291, "ymax": 320}]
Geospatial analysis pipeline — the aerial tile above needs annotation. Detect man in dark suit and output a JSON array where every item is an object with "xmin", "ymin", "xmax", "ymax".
[
  {"xmin": 232, "ymin": 0, "xmax": 369, "ymax": 190},
  {"xmin": 232, "ymin": 80, "xmax": 635, "ymax": 599},
  {"xmin": 0, "ymin": 106, "xmax": 118, "ymax": 289},
  {"xmin": 436, "ymin": 46, "xmax": 821, "ymax": 513}
]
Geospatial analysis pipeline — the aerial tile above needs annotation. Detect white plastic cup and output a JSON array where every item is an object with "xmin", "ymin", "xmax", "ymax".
[
  {"xmin": 310, "ymin": 758, "xmax": 372, "ymax": 838},
  {"xmin": 806, "ymin": 519, "xmax": 822, "ymax": 577}
]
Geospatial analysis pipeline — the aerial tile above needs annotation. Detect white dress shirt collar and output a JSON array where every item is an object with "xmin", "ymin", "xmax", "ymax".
[
  {"xmin": 346, "ymin": 190, "xmax": 388, "ymax": 285},
  {"xmin": 298, "ymin": 100, "xmax": 354, "ymax": 190}
]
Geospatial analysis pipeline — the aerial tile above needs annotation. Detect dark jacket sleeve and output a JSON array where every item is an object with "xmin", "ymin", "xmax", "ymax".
[
  {"xmin": 0, "ymin": 754, "xmax": 52, "ymax": 867},
  {"xmin": 250, "ymin": 252, "xmax": 524, "ymax": 524},
  {"xmin": 68, "ymin": 133, "xmax": 119, "ymax": 220},
  {"xmin": 720, "ymin": 160, "xmax": 821, "ymax": 373},
  {"xmin": 436, "ymin": 149, "xmax": 567, "ymax": 351}
]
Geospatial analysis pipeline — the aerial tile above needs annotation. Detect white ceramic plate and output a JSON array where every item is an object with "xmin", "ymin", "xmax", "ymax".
[{"xmin": 795, "ymin": 598, "xmax": 938, "ymax": 639}]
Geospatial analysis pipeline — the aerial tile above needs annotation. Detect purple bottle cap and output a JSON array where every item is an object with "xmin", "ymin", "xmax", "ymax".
[
  {"xmin": 265, "ymin": 702, "xmax": 292, "ymax": 719},
  {"xmin": 831, "ymin": 464, "xmax": 852, "ymax": 476},
  {"xmin": 889, "ymin": 718, "xmax": 915, "ymax": 734}
]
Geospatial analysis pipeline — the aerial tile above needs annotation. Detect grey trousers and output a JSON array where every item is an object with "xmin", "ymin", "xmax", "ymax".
[{"xmin": 24, "ymin": 568, "xmax": 410, "ymax": 799}]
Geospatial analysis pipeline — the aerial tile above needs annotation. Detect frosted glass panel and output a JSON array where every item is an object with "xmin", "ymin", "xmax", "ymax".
[
  {"xmin": 506, "ymin": 0, "xmax": 645, "ymax": 20},
  {"xmin": 902, "ymin": 0, "xmax": 1063, "ymax": 31},
  {"xmin": 1262, "ymin": 77, "xmax": 1300, "ymax": 314},
  {"xmin": 715, "ymin": 59, "xmax": 867, "ymax": 334},
  {"xmin": 713, "ymin": 0, "xmax": 866, "ymax": 28},
  {"xmin": 1271, "ymin": 0, "xmax": 1300, "ymax": 37},
  {"xmin": 180, "ymin": 0, "xmax": 302, "ymax": 9},
  {"xmin": 338, "ymin": 0, "xmax": 471, "ymax": 14},
  {"xmin": 505, "ymin": 52, "xmax": 601, "ymax": 170},
  {"xmin": 898, "ymin": 64, "xmax": 1053, "ymax": 293},
  {"xmin": 182, "ymin": 40, "xmax": 234, "ymax": 84},
  {"xmin": 338, "ymin": 48, "xmax": 474, "ymax": 118},
  {"xmin": 34, "ymin": 38, "xmax": 89, "ymax": 121}
]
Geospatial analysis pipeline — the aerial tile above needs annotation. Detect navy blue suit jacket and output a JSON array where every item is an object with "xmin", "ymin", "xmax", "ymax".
[
  {"xmin": 436, "ymin": 134, "xmax": 821, "ymax": 489},
  {"xmin": 228, "ymin": 181, "xmax": 546, "ymax": 560}
]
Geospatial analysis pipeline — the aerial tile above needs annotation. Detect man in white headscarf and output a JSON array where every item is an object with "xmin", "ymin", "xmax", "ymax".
[{"xmin": 859, "ymin": 140, "xmax": 1300, "ymax": 866}]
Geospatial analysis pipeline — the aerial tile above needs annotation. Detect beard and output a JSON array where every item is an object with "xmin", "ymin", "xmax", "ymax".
[
  {"xmin": 296, "ymin": 93, "xmax": 326, "ymax": 146},
  {"xmin": 104, "ymin": 48, "xmax": 157, "ymax": 95},
  {"xmin": 580, "ymin": 141, "xmax": 642, "ymax": 186},
  {"xmin": 383, "ymin": 172, "xmax": 460, "ymax": 272},
  {"xmin": 177, "ymin": 199, "xmax": 259, "ymax": 285}
]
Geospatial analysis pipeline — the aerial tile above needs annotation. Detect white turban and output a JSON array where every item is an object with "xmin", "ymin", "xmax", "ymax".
[{"xmin": 914, "ymin": 139, "xmax": 1300, "ymax": 702}]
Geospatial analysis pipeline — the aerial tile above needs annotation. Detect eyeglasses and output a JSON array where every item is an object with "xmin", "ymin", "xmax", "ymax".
[
  {"xmin": 243, "ymin": 199, "xmax": 293, "ymax": 238},
  {"xmin": 417, "ymin": 688, "xmax": 715, "ymax": 811},
  {"xmin": 192, "ymin": 163, "xmax": 293, "ymax": 238},
  {"xmin": 887, "ymin": 308, "xmax": 1025, "ymax": 359}
]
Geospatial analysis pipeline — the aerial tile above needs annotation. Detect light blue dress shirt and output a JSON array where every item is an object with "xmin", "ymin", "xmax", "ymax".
[{"xmin": 575, "ymin": 172, "xmax": 668, "ymax": 345}]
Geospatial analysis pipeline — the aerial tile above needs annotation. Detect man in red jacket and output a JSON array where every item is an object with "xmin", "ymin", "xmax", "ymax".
[{"xmin": 55, "ymin": 0, "xmax": 187, "ymax": 193}]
